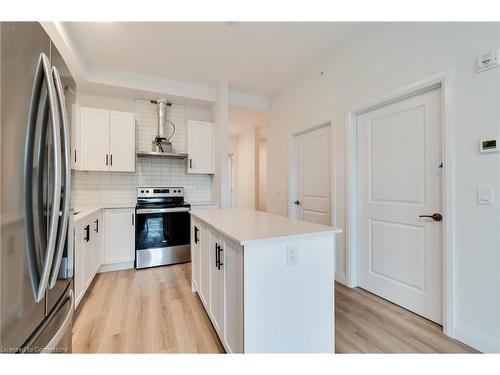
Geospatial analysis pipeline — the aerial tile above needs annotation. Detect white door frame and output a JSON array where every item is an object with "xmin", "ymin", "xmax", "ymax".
[
  {"xmin": 288, "ymin": 120, "xmax": 336, "ymax": 228},
  {"xmin": 345, "ymin": 71, "xmax": 456, "ymax": 337}
]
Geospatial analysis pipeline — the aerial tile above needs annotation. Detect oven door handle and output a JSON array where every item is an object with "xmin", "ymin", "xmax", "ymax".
[{"xmin": 136, "ymin": 207, "xmax": 190, "ymax": 214}]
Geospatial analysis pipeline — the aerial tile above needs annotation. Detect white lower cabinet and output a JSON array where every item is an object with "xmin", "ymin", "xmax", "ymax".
[
  {"xmin": 75, "ymin": 210, "xmax": 104, "ymax": 308},
  {"xmin": 103, "ymin": 208, "xmax": 135, "ymax": 265},
  {"xmin": 191, "ymin": 217, "xmax": 244, "ymax": 353},
  {"xmin": 209, "ymin": 230, "xmax": 225, "ymax": 337}
]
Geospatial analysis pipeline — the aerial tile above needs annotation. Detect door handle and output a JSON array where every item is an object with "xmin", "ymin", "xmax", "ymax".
[
  {"xmin": 49, "ymin": 66, "xmax": 71, "ymax": 289},
  {"xmin": 106, "ymin": 154, "xmax": 109, "ymax": 166},
  {"xmin": 84, "ymin": 225, "xmax": 90, "ymax": 242},
  {"xmin": 215, "ymin": 243, "xmax": 219, "ymax": 268},
  {"xmin": 110, "ymin": 154, "xmax": 113, "ymax": 166},
  {"xmin": 294, "ymin": 200, "xmax": 301, "ymax": 205},
  {"xmin": 194, "ymin": 226, "xmax": 199, "ymax": 243},
  {"xmin": 23, "ymin": 53, "xmax": 62, "ymax": 303},
  {"xmin": 419, "ymin": 213, "xmax": 443, "ymax": 222},
  {"xmin": 94, "ymin": 219, "xmax": 99, "ymax": 233},
  {"xmin": 189, "ymin": 158, "xmax": 193, "ymax": 169}
]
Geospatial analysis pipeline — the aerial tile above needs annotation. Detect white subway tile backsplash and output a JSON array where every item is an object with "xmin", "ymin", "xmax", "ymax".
[{"xmin": 71, "ymin": 99, "xmax": 213, "ymax": 207}]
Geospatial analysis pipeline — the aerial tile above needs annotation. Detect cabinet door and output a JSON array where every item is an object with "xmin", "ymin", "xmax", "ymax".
[
  {"xmin": 224, "ymin": 239, "xmax": 244, "ymax": 353},
  {"xmin": 93, "ymin": 211, "xmax": 104, "ymax": 273},
  {"xmin": 74, "ymin": 221, "xmax": 85, "ymax": 307},
  {"xmin": 209, "ymin": 230, "xmax": 225, "ymax": 336},
  {"xmin": 191, "ymin": 218, "xmax": 201, "ymax": 291},
  {"xmin": 109, "ymin": 111, "xmax": 135, "ymax": 172},
  {"xmin": 84, "ymin": 220, "xmax": 94, "ymax": 290},
  {"xmin": 187, "ymin": 120, "xmax": 214, "ymax": 174},
  {"xmin": 199, "ymin": 224, "xmax": 210, "ymax": 308},
  {"xmin": 81, "ymin": 107, "xmax": 110, "ymax": 171},
  {"xmin": 104, "ymin": 208, "xmax": 135, "ymax": 264}
]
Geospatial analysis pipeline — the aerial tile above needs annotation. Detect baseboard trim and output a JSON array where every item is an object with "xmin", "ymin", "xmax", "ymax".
[
  {"xmin": 335, "ymin": 270, "xmax": 347, "ymax": 285},
  {"xmin": 455, "ymin": 322, "xmax": 500, "ymax": 353},
  {"xmin": 98, "ymin": 261, "xmax": 135, "ymax": 273}
]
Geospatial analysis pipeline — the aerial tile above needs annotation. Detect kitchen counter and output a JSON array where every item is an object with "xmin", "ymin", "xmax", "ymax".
[
  {"xmin": 190, "ymin": 208, "xmax": 340, "ymax": 353},
  {"xmin": 73, "ymin": 203, "xmax": 134, "ymax": 222},
  {"xmin": 190, "ymin": 208, "xmax": 341, "ymax": 245}
]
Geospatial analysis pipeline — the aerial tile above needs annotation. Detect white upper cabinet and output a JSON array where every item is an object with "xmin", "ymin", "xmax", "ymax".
[
  {"xmin": 187, "ymin": 120, "xmax": 214, "ymax": 174},
  {"xmin": 81, "ymin": 107, "xmax": 110, "ymax": 171},
  {"xmin": 77, "ymin": 107, "xmax": 135, "ymax": 172},
  {"xmin": 109, "ymin": 111, "xmax": 136, "ymax": 172}
]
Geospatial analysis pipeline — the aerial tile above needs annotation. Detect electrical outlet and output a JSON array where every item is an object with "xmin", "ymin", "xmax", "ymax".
[{"xmin": 287, "ymin": 244, "xmax": 298, "ymax": 266}]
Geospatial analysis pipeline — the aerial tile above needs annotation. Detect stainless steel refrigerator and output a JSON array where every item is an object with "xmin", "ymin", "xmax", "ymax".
[{"xmin": 1, "ymin": 22, "xmax": 75, "ymax": 353}]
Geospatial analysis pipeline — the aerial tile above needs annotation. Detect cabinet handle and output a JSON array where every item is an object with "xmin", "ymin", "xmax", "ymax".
[
  {"xmin": 106, "ymin": 154, "xmax": 108, "ymax": 166},
  {"xmin": 110, "ymin": 154, "xmax": 113, "ymax": 166},
  {"xmin": 189, "ymin": 158, "xmax": 193, "ymax": 169},
  {"xmin": 215, "ymin": 243, "xmax": 219, "ymax": 268},
  {"xmin": 84, "ymin": 225, "xmax": 90, "ymax": 242},
  {"xmin": 74, "ymin": 149, "xmax": 77, "ymax": 163},
  {"xmin": 132, "ymin": 213, "xmax": 135, "ymax": 226},
  {"xmin": 94, "ymin": 219, "xmax": 99, "ymax": 233},
  {"xmin": 217, "ymin": 246, "xmax": 224, "ymax": 270},
  {"xmin": 194, "ymin": 226, "xmax": 199, "ymax": 243}
]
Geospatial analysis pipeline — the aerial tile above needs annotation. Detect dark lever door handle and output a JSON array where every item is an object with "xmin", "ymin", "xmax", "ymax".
[{"xmin": 419, "ymin": 213, "xmax": 443, "ymax": 222}]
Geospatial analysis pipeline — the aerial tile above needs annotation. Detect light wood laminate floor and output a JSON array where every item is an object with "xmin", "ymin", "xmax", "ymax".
[
  {"xmin": 73, "ymin": 264, "xmax": 476, "ymax": 353},
  {"xmin": 335, "ymin": 282, "xmax": 477, "ymax": 353},
  {"xmin": 72, "ymin": 263, "xmax": 224, "ymax": 353}
]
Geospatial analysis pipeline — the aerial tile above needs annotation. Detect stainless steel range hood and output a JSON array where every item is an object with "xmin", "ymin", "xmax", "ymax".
[
  {"xmin": 136, "ymin": 98, "xmax": 188, "ymax": 159},
  {"xmin": 136, "ymin": 150, "xmax": 188, "ymax": 159}
]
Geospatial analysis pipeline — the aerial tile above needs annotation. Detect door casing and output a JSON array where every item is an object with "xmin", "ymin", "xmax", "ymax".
[{"xmin": 345, "ymin": 71, "xmax": 455, "ymax": 338}]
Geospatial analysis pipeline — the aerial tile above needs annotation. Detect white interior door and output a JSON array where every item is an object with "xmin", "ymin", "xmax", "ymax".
[
  {"xmin": 357, "ymin": 88, "xmax": 443, "ymax": 324},
  {"xmin": 294, "ymin": 126, "xmax": 331, "ymax": 225}
]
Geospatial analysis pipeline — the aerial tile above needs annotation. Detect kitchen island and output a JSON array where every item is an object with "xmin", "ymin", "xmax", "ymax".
[{"xmin": 190, "ymin": 208, "xmax": 341, "ymax": 353}]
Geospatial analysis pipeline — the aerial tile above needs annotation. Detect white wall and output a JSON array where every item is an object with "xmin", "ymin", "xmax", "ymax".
[
  {"xmin": 268, "ymin": 23, "xmax": 500, "ymax": 352},
  {"xmin": 230, "ymin": 128, "xmax": 258, "ymax": 210},
  {"xmin": 72, "ymin": 92, "xmax": 213, "ymax": 207},
  {"xmin": 258, "ymin": 138, "xmax": 267, "ymax": 211}
]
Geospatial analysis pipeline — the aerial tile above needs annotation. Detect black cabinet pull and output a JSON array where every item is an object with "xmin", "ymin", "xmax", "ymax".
[
  {"xmin": 132, "ymin": 213, "xmax": 135, "ymax": 226},
  {"xmin": 110, "ymin": 154, "xmax": 113, "ymax": 166},
  {"xmin": 215, "ymin": 243, "xmax": 219, "ymax": 268},
  {"xmin": 189, "ymin": 158, "xmax": 193, "ymax": 169},
  {"xmin": 106, "ymin": 154, "xmax": 108, "ymax": 166},
  {"xmin": 84, "ymin": 225, "xmax": 90, "ymax": 242},
  {"xmin": 94, "ymin": 219, "xmax": 99, "ymax": 233},
  {"xmin": 217, "ymin": 246, "xmax": 224, "ymax": 270},
  {"xmin": 194, "ymin": 226, "xmax": 199, "ymax": 243}
]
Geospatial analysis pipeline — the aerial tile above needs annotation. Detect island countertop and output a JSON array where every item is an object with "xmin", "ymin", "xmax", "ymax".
[{"xmin": 190, "ymin": 208, "xmax": 342, "ymax": 245}]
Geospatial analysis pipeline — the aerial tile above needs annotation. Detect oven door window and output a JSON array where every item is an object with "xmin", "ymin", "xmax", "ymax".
[{"xmin": 136, "ymin": 211, "xmax": 190, "ymax": 250}]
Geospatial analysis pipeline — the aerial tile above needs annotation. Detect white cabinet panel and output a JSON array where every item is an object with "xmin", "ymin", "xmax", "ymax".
[
  {"xmin": 92, "ymin": 211, "xmax": 104, "ymax": 273},
  {"xmin": 208, "ymin": 229, "xmax": 225, "ymax": 337},
  {"xmin": 187, "ymin": 120, "xmax": 214, "ymax": 174},
  {"xmin": 199, "ymin": 222, "xmax": 210, "ymax": 309},
  {"xmin": 109, "ymin": 111, "xmax": 136, "ymax": 172},
  {"xmin": 74, "ymin": 220, "xmax": 85, "ymax": 307},
  {"xmin": 224, "ymin": 239, "xmax": 244, "ymax": 353},
  {"xmin": 191, "ymin": 218, "xmax": 201, "ymax": 291},
  {"xmin": 81, "ymin": 107, "xmax": 109, "ymax": 171},
  {"xmin": 104, "ymin": 208, "xmax": 135, "ymax": 264}
]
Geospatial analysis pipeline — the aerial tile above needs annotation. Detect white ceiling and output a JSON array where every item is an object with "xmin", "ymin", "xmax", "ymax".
[{"xmin": 63, "ymin": 22, "xmax": 361, "ymax": 97}]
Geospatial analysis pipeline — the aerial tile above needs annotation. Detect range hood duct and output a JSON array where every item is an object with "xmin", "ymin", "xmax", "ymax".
[{"xmin": 150, "ymin": 98, "xmax": 176, "ymax": 153}]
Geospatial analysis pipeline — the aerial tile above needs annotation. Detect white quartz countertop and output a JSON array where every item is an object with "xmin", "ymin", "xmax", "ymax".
[
  {"xmin": 73, "ymin": 203, "xmax": 134, "ymax": 222},
  {"xmin": 191, "ymin": 208, "xmax": 342, "ymax": 245},
  {"xmin": 189, "ymin": 201, "xmax": 220, "ymax": 207}
]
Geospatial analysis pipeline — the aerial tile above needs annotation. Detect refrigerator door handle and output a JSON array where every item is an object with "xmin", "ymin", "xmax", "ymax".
[
  {"xmin": 23, "ymin": 53, "xmax": 62, "ymax": 303},
  {"xmin": 49, "ymin": 66, "xmax": 71, "ymax": 289},
  {"xmin": 41, "ymin": 289, "xmax": 74, "ymax": 353}
]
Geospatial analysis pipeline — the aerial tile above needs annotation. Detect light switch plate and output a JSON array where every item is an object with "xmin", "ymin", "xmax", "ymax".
[{"xmin": 477, "ymin": 187, "xmax": 494, "ymax": 205}]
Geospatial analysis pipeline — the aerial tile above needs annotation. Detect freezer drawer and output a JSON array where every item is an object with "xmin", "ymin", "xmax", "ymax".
[{"xmin": 23, "ymin": 285, "xmax": 74, "ymax": 354}]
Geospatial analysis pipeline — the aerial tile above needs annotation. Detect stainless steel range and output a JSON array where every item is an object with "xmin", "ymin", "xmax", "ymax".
[{"xmin": 135, "ymin": 187, "xmax": 191, "ymax": 269}]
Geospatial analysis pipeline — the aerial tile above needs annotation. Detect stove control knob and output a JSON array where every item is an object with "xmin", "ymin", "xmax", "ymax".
[
  {"xmin": 166, "ymin": 189, "xmax": 169, "ymax": 193},
  {"xmin": 141, "ymin": 190, "xmax": 144, "ymax": 193},
  {"xmin": 146, "ymin": 190, "xmax": 149, "ymax": 193}
]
